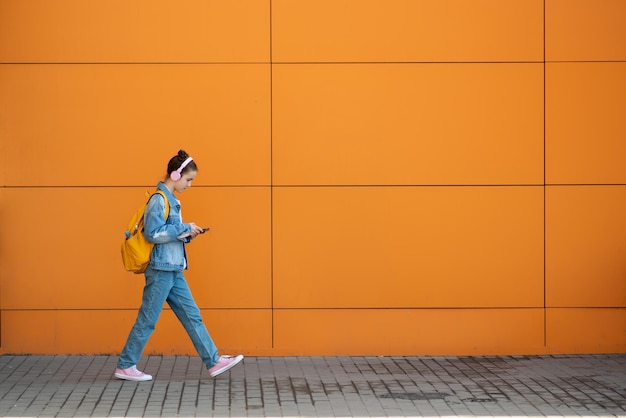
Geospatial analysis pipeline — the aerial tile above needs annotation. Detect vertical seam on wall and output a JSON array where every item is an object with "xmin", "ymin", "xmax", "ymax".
[
  {"xmin": 269, "ymin": 0, "xmax": 275, "ymax": 349},
  {"xmin": 543, "ymin": 0, "xmax": 548, "ymax": 348}
]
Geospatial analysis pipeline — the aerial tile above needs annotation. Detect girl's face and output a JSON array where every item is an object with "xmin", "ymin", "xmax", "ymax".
[{"xmin": 174, "ymin": 170, "xmax": 197, "ymax": 193}]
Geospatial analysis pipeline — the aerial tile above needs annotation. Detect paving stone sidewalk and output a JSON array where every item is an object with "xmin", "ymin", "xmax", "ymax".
[{"xmin": 0, "ymin": 354, "xmax": 624, "ymax": 417}]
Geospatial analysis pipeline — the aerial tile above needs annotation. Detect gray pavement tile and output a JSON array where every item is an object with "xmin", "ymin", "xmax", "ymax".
[{"xmin": 0, "ymin": 354, "xmax": 624, "ymax": 417}]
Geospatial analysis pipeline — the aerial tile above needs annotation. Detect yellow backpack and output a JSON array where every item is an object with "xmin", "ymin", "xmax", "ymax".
[{"xmin": 121, "ymin": 190, "xmax": 170, "ymax": 274}]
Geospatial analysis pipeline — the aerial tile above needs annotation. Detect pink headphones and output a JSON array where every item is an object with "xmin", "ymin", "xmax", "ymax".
[{"xmin": 170, "ymin": 157, "xmax": 194, "ymax": 181}]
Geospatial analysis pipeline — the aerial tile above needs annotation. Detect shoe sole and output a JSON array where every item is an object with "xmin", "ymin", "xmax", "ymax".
[
  {"xmin": 209, "ymin": 355, "xmax": 244, "ymax": 378},
  {"xmin": 114, "ymin": 372, "xmax": 152, "ymax": 382}
]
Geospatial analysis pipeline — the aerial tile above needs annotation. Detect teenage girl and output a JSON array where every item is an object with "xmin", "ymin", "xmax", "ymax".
[{"xmin": 115, "ymin": 149, "xmax": 243, "ymax": 381}]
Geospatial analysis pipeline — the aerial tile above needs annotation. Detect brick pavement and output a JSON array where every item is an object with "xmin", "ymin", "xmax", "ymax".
[{"xmin": 0, "ymin": 354, "xmax": 624, "ymax": 417}]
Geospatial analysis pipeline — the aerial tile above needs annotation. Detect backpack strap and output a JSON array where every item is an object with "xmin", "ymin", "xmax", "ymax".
[{"xmin": 152, "ymin": 190, "xmax": 170, "ymax": 221}]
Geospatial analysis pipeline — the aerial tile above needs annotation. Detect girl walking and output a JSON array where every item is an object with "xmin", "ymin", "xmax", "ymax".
[{"xmin": 115, "ymin": 150, "xmax": 243, "ymax": 381}]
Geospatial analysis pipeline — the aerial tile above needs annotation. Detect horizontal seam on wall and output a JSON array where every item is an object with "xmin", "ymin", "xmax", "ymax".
[
  {"xmin": 4, "ymin": 306, "xmax": 623, "ymax": 311},
  {"xmin": 1, "ymin": 60, "xmax": 625, "ymax": 65}
]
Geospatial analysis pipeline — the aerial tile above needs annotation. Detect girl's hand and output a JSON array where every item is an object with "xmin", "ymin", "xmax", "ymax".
[
  {"xmin": 177, "ymin": 223, "xmax": 204, "ymax": 239},
  {"xmin": 188, "ymin": 223, "xmax": 204, "ymax": 237}
]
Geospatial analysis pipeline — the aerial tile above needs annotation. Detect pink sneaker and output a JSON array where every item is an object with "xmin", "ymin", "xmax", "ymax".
[
  {"xmin": 208, "ymin": 355, "xmax": 244, "ymax": 378},
  {"xmin": 114, "ymin": 365, "xmax": 152, "ymax": 382}
]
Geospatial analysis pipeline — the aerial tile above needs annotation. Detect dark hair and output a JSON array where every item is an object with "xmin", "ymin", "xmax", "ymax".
[{"xmin": 167, "ymin": 149, "xmax": 198, "ymax": 176}]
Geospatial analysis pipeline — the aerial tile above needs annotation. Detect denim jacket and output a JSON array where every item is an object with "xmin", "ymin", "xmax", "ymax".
[{"xmin": 143, "ymin": 182, "xmax": 193, "ymax": 271}]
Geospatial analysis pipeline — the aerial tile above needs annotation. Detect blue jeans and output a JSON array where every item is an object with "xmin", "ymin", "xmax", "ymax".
[{"xmin": 117, "ymin": 267, "xmax": 219, "ymax": 369}]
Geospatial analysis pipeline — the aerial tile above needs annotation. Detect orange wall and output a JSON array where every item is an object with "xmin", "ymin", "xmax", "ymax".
[{"xmin": 0, "ymin": 0, "xmax": 624, "ymax": 356}]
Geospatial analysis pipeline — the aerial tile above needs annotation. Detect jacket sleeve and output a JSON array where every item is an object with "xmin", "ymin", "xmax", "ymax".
[{"xmin": 143, "ymin": 194, "xmax": 191, "ymax": 244}]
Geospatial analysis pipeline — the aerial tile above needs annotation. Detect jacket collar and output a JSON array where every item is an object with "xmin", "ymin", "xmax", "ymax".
[{"xmin": 156, "ymin": 181, "xmax": 177, "ymax": 205}]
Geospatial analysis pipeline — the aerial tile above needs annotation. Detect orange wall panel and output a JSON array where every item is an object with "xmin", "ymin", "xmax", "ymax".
[
  {"xmin": 546, "ymin": 308, "xmax": 626, "ymax": 353},
  {"xmin": 0, "ymin": 0, "xmax": 269, "ymax": 63},
  {"xmin": 273, "ymin": 64, "xmax": 544, "ymax": 186},
  {"xmin": 546, "ymin": 0, "xmax": 626, "ymax": 62},
  {"xmin": 1, "ymin": 311, "xmax": 58, "ymax": 354},
  {"xmin": 0, "ymin": 188, "xmax": 112, "ymax": 310},
  {"xmin": 0, "ymin": 64, "xmax": 270, "ymax": 187},
  {"xmin": 2, "ymin": 1, "xmax": 625, "ymax": 356},
  {"xmin": 546, "ymin": 63, "xmax": 626, "ymax": 185},
  {"xmin": 546, "ymin": 186, "xmax": 626, "ymax": 308},
  {"xmin": 0, "ymin": 187, "xmax": 271, "ymax": 310},
  {"xmin": 143, "ymin": 309, "xmax": 273, "ymax": 356},
  {"xmin": 184, "ymin": 187, "xmax": 272, "ymax": 309},
  {"xmin": 274, "ymin": 309, "xmax": 546, "ymax": 355},
  {"xmin": 1, "ymin": 309, "xmax": 271, "ymax": 355},
  {"xmin": 273, "ymin": 186, "xmax": 544, "ymax": 308},
  {"xmin": 272, "ymin": 0, "xmax": 543, "ymax": 62}
]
